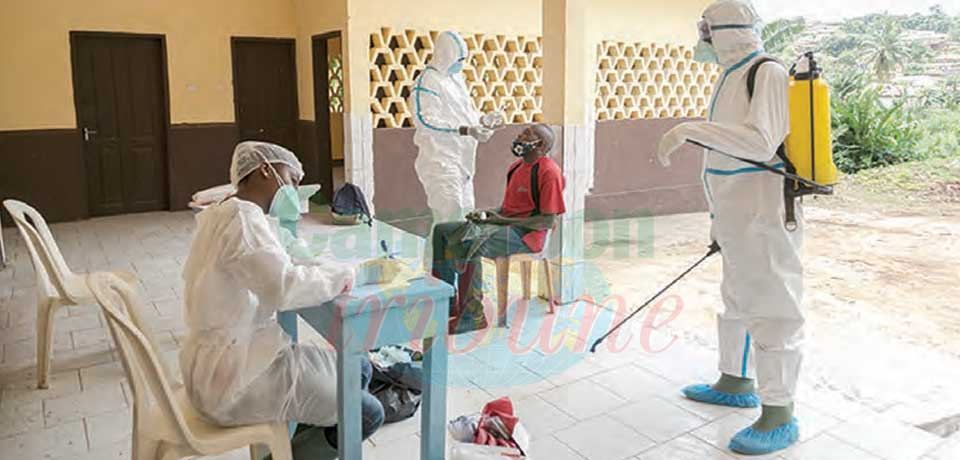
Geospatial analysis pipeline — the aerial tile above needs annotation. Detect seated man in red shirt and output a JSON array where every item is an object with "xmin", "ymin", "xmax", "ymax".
[{"xmin": 432, "ymin": 123, "xmax": 566, "ymax": 334}]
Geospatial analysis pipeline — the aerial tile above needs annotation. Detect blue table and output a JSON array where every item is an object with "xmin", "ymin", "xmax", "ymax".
[{"xmin": 277, "ymin": 215, "xmax": 453, "ymax": 460}]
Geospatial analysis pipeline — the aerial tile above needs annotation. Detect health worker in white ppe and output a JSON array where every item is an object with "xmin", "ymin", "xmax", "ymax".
[
  {"xmin": 656, "ymin": 0, "xmax": 804, "ymax": 456},
  {"xmin": 411, "ymin": 30, "xmax": 503, "ymax": 266},
  {"xmin": 180, "ymin": 141, "xmax": 401, "ymax": 459}
]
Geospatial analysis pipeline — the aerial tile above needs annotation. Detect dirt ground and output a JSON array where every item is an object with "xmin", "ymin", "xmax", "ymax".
[
  {"xmin": 806, "ymin": 158, "xmax": 960, "ymax": 360},
  {"xmin": 588, "ymin": 160, "xmax": 960, "ymax": 421}
]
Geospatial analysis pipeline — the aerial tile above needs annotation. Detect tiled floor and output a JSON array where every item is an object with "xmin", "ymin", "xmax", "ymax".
[{"xmin": 1, "ymin": 209, "xmax": 959, "ymax": 460}]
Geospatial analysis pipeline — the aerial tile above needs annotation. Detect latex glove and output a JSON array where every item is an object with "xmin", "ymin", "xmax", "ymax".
[
  {"xmin": 480, "ymin": 111, "xmax": 506, "ymax": 130},
  {"xmin": 356, "ymin": 258, "xmax": 405, "ymax": 285},
  {"xmin": 657, "ymin": 124, "xmax": 692, "ymax": 167},
  {"xmin": 476, "ymin": 210, "xmax": 506, "ymax": 225},
  {"xmin": 465, "ymin": 209, "xmax": 491, "ymax": 223},
  {"xmin": 464, "ymin": 125, "xmax": 494, "ymax": 143}
]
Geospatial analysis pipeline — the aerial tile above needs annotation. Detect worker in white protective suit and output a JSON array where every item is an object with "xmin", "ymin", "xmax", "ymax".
[
  {"xmin": 180, "ymin": 141, "xmax": 402, "ymax": 459},
  {"xmin": 411, "ymin": 30, "xmax": 502, "ymax": 268},
  {"xmin": 656, "ymin": 0, "xmax": 803, "ymax": 455}
]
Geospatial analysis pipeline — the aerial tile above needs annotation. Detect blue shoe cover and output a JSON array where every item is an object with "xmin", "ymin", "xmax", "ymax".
[
  {"xmin": 681, "ymin": 384, "xmax": 760, "ymax": 408},
  {"xmin": 728, "ymin": 418, "xmax": 800, "ymax": 455}
]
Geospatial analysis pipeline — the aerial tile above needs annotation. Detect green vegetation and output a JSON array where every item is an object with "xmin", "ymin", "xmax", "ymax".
[
  {"xmin": 831, "ymin": 89, "xmax": 919, "ymax": 173},
  {"xmin": 762, "ymin": 18, "xmax": 806, "ymax": 62},
  {"xmin": 903, "ymin": 5, "xmax": 960, "ymax": 35},
  {"xmin": 915, "ymin": 109, "xmax": 960, "ymax": 159},
  {"xmin": 857, "ymin": 18, "xmax": 914, "ymax": 82},
  {"xmin": 917, "ymin": 77, "xmax": 960, "ymax": 110},
  {"xmin": 838, "ymin": 156, "xmax": 960, "ymax": 211},
  {"xmin": 760, "ymin": 6, "xmax": 960, "ymax": 174}
]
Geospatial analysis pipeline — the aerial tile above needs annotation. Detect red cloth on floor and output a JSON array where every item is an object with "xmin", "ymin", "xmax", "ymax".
[{"xmin": 474, "ymin": 397, "xmax": 520, "ymax": 448}]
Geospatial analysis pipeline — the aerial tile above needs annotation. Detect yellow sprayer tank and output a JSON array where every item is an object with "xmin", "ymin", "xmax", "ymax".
[{"xmin": 784, "ymin": 52, "xmax": 837, "ymax": 187}]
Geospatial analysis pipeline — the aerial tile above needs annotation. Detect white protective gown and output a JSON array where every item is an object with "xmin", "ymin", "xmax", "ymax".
[
  {"xmin": 179, "ymin": 197, "xmax": 355, "ymax": 426},
  {"xmin": 666, "ymin": 0, "xmax": 804, "ymax": 406},
  {"xmin": 411, "ymin": 31, "xmax": 483, "ymax": 223}
]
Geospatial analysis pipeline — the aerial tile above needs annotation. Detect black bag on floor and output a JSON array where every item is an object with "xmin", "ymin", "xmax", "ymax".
[{"xmin": 369, "ymin": 347, "xmax": 424, "ymax": 423}]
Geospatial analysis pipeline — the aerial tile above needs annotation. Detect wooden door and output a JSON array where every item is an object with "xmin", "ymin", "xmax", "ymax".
[
  {"xmin": 232, "ymin": 38, "xmax": 299, "ymax": 151},
  {"xmin": 71, "ymin": 33, "xmax": 169, "ymax": 216},
  {"xmin": 312, "ymin": 33, "xmax": 340, "ymax": 203}
]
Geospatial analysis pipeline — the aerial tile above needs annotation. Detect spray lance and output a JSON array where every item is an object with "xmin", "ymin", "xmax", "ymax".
[
  {"xmin": 687, "ymin": 138, "xmax": 833, "ymax": 231},
  {"xmin": 686, "ymin": 140, "xmax": 832, "ymax": 194},
  {"xmin": 589, "ymin": 241, "xmax": 721, "ymax": 353}
]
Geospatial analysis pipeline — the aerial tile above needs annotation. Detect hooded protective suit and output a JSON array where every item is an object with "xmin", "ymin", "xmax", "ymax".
[
  {"xmin": 411, "ymin": 31, "xmax": 484, "ymax": 223},
  {"xmin": 180, "ymin": 196, "xmax": 355, "ymax": 426},
  {"xmin": 658, "ymin": 0, "xmax": 804, "ymax": 407}
]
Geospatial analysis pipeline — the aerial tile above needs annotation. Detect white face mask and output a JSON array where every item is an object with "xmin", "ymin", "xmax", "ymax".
[
  {"xmin": 268, "ymin": 172, "xmax": 301, "ymax": 222},
  {"xmin": 255, "ymin": 153, "xmax": 302, "ymax": 222},
  {"xmin": 296, "ymin": 184, "xmax": 321, "ymax": 214},
  {"xmin": 693, "ymin": 41, "xmax": 719, "ymax": 64}
]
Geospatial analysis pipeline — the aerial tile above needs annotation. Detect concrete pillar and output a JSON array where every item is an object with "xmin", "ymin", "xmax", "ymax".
[
  {"xmin": 541, "ymin": 0, "xmax": 596, "ymax": 304},
  {"xmin": 341, "ymin": 2, "xmax": 376, "ymax": 211}
]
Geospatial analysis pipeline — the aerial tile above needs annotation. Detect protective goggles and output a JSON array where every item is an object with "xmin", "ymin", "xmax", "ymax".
[{"xmin": 697, "ymin": 18, "xmax": 757, "ymax": 42}]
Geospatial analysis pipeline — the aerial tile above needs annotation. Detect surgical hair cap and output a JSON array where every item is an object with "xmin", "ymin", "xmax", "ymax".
[
  {"xmin": 230, "ymin": 141, "xmax": 304, "ymax": 187},
  {"xmin": 532, "ymin": 123, "xmax": 557, "ymax": 154}
]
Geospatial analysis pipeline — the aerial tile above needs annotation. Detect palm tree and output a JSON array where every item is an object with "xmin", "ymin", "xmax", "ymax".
[
  {"xmin": 762, "ymin": 18, "xmax": 806, "ymax": 62},
  {"xmin": 858, "ymin": 18, "xmax": 912, "ymax": 81}
]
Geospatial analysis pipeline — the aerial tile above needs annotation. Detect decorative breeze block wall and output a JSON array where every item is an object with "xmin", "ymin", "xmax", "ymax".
[
  {"xmin": 595, "ymin": 41, "xmax": 720, "ymax": 120},
  {"xmin": 369, "ymin": 28, "xmax": 543, "ymax": 128},
  {"xmin": 329, "ymin": 56, "xmax": 344, "ymax": 113}
]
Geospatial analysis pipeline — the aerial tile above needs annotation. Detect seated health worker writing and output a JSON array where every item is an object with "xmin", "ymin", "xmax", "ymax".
[{"xmin": 179, "ymin": 141, "xmax": 399, "ymax": 459}]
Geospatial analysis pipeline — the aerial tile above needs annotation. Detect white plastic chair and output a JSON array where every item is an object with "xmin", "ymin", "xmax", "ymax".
[
  {"xmin": 87, "ymin": 272, "xmax": 293, "ymax": 460},
  {"xmin": 492, "ymin": 229, "xmax": 557, "ymax": 327},
  {"xmin": 1, "ymin": 217, "xmax": 7, "ymax": 268},
  {"xmin": 2, "ymin": 199, "xmax": 137, "ymax": 388}
]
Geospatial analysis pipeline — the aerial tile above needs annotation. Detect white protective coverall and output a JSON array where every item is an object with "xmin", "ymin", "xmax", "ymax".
[
  {"xmin": 660, "ymin": 0, "xmax": 804, "ymax": 406},
  {"xmin": 179, "ymin": 197, "xmax": 355, "ymax": 426},
  {"xmin": 411, "ymin": 31, "xmax": 483, "ymax": 224}
]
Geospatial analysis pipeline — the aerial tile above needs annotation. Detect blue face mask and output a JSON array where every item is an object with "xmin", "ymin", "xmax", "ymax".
[
  {"xmin": 693, "ymin": 40, "xmax": 719, "ymax": 64},
  {"xmin": 448, "ymin": 60, "xmax": 464, "ymax": 75}
]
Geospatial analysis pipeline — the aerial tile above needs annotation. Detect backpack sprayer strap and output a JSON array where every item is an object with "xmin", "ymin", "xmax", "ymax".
[
  {"xmin": 745, "ymin": 55, "xmax": 836, "ymax": 230},
  {"xmin": 745, "ymin": 56, "xmax": 799, "ymax": 230},
  {"xmin": 777, "ymin": 144, "xmax": 799, "ymax": 231}
]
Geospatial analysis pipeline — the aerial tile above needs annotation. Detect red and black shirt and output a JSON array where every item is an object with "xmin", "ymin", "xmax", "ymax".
[{"xmin": 500, "ymin": 156, "xmax": 566, "ymax": 252}]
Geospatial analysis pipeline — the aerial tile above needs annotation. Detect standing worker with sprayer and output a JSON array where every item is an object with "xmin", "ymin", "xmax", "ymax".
[{"xmin": 654, "ymin": 0, "xmax": 836, "ymax": 455}]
